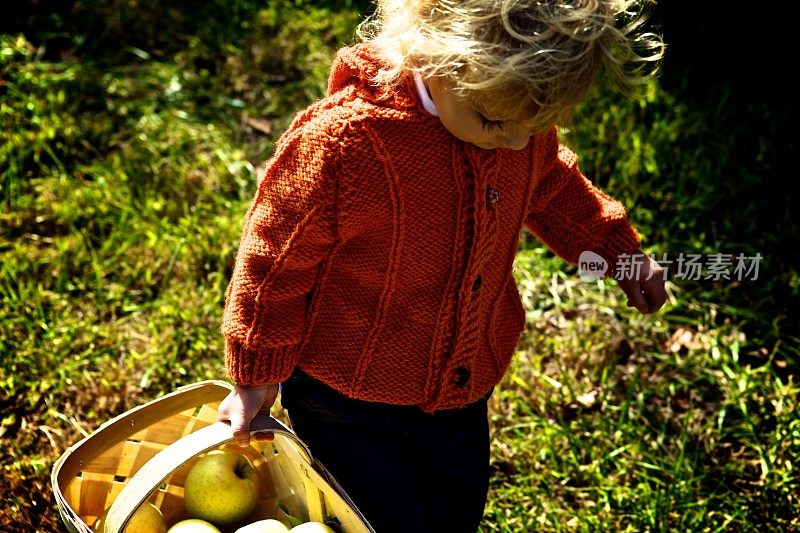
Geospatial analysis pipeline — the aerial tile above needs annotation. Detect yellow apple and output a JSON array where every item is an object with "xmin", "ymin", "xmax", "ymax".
[
  {"xmin": 288, "ymin": 522, "xmax": 336, "ymax": 533},
  {"xmin": 235, "ymin": 518, "xmax": 291, "ymax": 533},
  {"xmin": 167, "ymin": 518, "xmax": 222, "ymax": 532},
  {"xmin": 93, "ymin": 501, "xmax": 167, "ymax": 533},
  {"xmin": 183, "ymin": 449, "xmax": 260, "ymax": 527}
]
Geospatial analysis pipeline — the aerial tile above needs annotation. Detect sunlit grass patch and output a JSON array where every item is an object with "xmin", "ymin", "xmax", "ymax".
[{"xmin": 482, "ymin": 249, "xmax": 799, "ymax": 531}]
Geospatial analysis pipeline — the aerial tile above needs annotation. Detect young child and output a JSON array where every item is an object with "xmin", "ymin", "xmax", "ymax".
[{"xmin": 217, "ymin": 1, "xmax": 666, "ymax": 531}]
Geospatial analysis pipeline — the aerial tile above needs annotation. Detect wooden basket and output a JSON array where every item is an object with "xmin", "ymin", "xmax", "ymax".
[{"xmin": 51, "ymin": 380, "xmax": 373, "ymax": 533}]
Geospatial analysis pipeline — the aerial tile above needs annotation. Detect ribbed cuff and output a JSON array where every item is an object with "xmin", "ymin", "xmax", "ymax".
[
  {"xmin": 596, "ymin": 222, "xmax": 641, "ymax": 277},
  {"xmin": 224, "ymin": 341, "xmax": 298, "ymax": 386}
]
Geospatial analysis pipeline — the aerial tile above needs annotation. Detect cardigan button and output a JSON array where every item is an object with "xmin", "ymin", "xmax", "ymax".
[
  {"xmin": 486, "ymin": 187, "xmax": 499, "ymax": 208},
  {"xmin": 454, "ymin": 367, "xmax": 471, "ymax": 386},
  {"xmin": 472, "ymin": 275, "xmax": 483, "ymax": 291}
]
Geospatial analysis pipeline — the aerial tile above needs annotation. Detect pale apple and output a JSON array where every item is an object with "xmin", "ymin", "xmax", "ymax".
[
  {"xmin": 235, "ymin": 518, "xmax": 291, "ymax": 533},
  {"xmin": 166, "ymin": 518, "xmax": 222, "ymax": 532},
  {"xmin": 288, "ymin": 523, "xmax": 336, "ymax": 533},
  {"xmin": 183, "ymin": 449, "xmax": 260, "ymax": 527},
  {"xmin": 93, "ymin": 501, "xmax": 167, "ymax": 533}
]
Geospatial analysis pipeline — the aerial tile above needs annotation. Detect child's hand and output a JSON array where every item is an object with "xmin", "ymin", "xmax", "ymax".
[
  {"xmin": 217, "ymin": 383, "xmax": 280, "ymax": 447},
  {"xmin": 615, "ymin": 250, "xmax": 667, "ymax": 314}
]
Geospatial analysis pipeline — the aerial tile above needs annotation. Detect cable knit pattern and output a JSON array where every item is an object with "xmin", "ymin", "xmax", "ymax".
[{"xmin": 223, "ymin": 43, "xmax": 641, "ymax": 412}]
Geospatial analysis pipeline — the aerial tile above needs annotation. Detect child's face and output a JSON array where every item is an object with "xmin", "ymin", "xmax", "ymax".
[{"xmin": 426, "ymin": 78, "xmax": 537, "ymax": 151}]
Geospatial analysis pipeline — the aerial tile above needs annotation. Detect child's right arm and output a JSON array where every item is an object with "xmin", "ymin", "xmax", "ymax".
[{"xmin": 220, "ymin": 114, "xmax": 342, "ymax": 437}]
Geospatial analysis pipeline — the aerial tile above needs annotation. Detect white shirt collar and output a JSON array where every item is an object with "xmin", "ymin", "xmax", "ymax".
[{"xmin": 413, "ymin": 72, "xmax": 439, "ymax": 116}]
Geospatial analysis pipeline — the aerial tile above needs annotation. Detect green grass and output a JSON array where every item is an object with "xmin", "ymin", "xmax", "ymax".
[
  {"xmin": 2, "ymin": 3, "xmax": 798, "ymax": 532},
  {"xmin": 483, "ymin": 250, "xmax": 799, "ymax": 532}
]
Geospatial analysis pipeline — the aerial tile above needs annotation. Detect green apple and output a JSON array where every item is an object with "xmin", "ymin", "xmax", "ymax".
[
  {"xmin": 235, "ymin": 519, "xmax": 291, "ymax": 533},
  {"xmin": 93, "ymin": 501, "xmax": 167, "ymax": 533},
  {"xmin": 288, "ymin": 523, "xmax": 336, "ymax": 533},
  {"xmin": 183, "ymin": 449, "xmax": 260, "ymax": 527},
  {"xmin": 166, "ymin": 518, "xmax": 222, "ymax": 532}
]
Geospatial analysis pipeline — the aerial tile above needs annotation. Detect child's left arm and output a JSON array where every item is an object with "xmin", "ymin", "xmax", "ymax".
[{"xmin": 525, "ymin": 129, "xmax": 666, "ymax": 314}]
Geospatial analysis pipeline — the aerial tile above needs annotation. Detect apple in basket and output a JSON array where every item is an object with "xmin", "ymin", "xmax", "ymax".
[
  {"xmin": 167, "ymin": 518, "xmax": 222, "ymax": 532},
  {"xmin": 235, "ymin": 518, "xmax": 291, "ymax": 532},
  {"xmin": 93, "ymin": 501, "xmax": 167, "ymax": 533},
  {"xmin": 183, "ymin": 449, "xmax": 260, "ymax": 527}
]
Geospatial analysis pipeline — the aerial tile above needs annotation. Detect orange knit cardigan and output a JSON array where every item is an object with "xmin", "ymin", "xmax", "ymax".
[{"xmin": 223, "ymin": 43, "xmax": 640, "ymax": 412}]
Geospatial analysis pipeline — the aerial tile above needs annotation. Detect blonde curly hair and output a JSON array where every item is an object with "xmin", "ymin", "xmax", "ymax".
[{"xmin": 359, "ymin": 0, "xmax": 664, "ymax": 132}]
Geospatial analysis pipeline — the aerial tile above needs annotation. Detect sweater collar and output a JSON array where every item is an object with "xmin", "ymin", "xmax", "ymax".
[{"xmin": 326, "ymin": 43, "xmax": 420, "ymax": 112}]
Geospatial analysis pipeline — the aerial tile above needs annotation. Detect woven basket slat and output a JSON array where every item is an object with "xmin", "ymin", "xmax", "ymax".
[
  {"xmin": 195, "ymin": 403, "xmax": 221, "ymax": 424},
  {"xmin": 264, "ymin": 438, "xmax": 310, "ymax": 519},
  {"xmin": 132, "ymin": 405, "xmax": 217, "ymax": 445},
  {"xmin": 79, "ymin": 441, "xmax": 124, "ymax": 474},
  {"xmin": 155, "ymin": 484, "xmax": 188, "ymax": 525},
  {"xmin": 64, "ymin": 476, "xmax": 89, "ymax": 523},
  {"xmin": 78, "ymin": 440, "xmax": 155, "ymax": 484},
  {"xmin": 75, "ymin": 471, "xmax": 113, "ymax": 520},
  {"xmin": 129, "ymin": 441, "xmax": 170, "ymax": 478}
]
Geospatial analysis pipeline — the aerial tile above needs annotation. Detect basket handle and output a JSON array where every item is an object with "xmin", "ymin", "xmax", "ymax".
[{"xmin": 103, "ymin": 415, "xmax": 304, "ymax": 533}]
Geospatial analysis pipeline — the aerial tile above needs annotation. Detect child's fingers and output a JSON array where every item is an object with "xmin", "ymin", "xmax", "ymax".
[
  {"xmin": 229, "ymin": 409, "xmax": 253, "ymax": 447},
  {"xmin": 626, "ymin": 288, "xmax": 648, "ymax": 313},
  {"xmin": 217, "ymin": 393, "xmax": 255, "ymax": 447},
  {"xmin": 642, "ymin": 277, "xmax": 667, "ymax": 314},
  {"xmin": 618, "ymin": 277, "xmax": 648, "ymax": 312}
]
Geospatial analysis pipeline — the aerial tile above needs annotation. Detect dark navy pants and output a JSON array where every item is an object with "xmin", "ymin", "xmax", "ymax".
[{"xmin": 280, "ymin": 369, "xmax": 491, "ymax": 533}]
